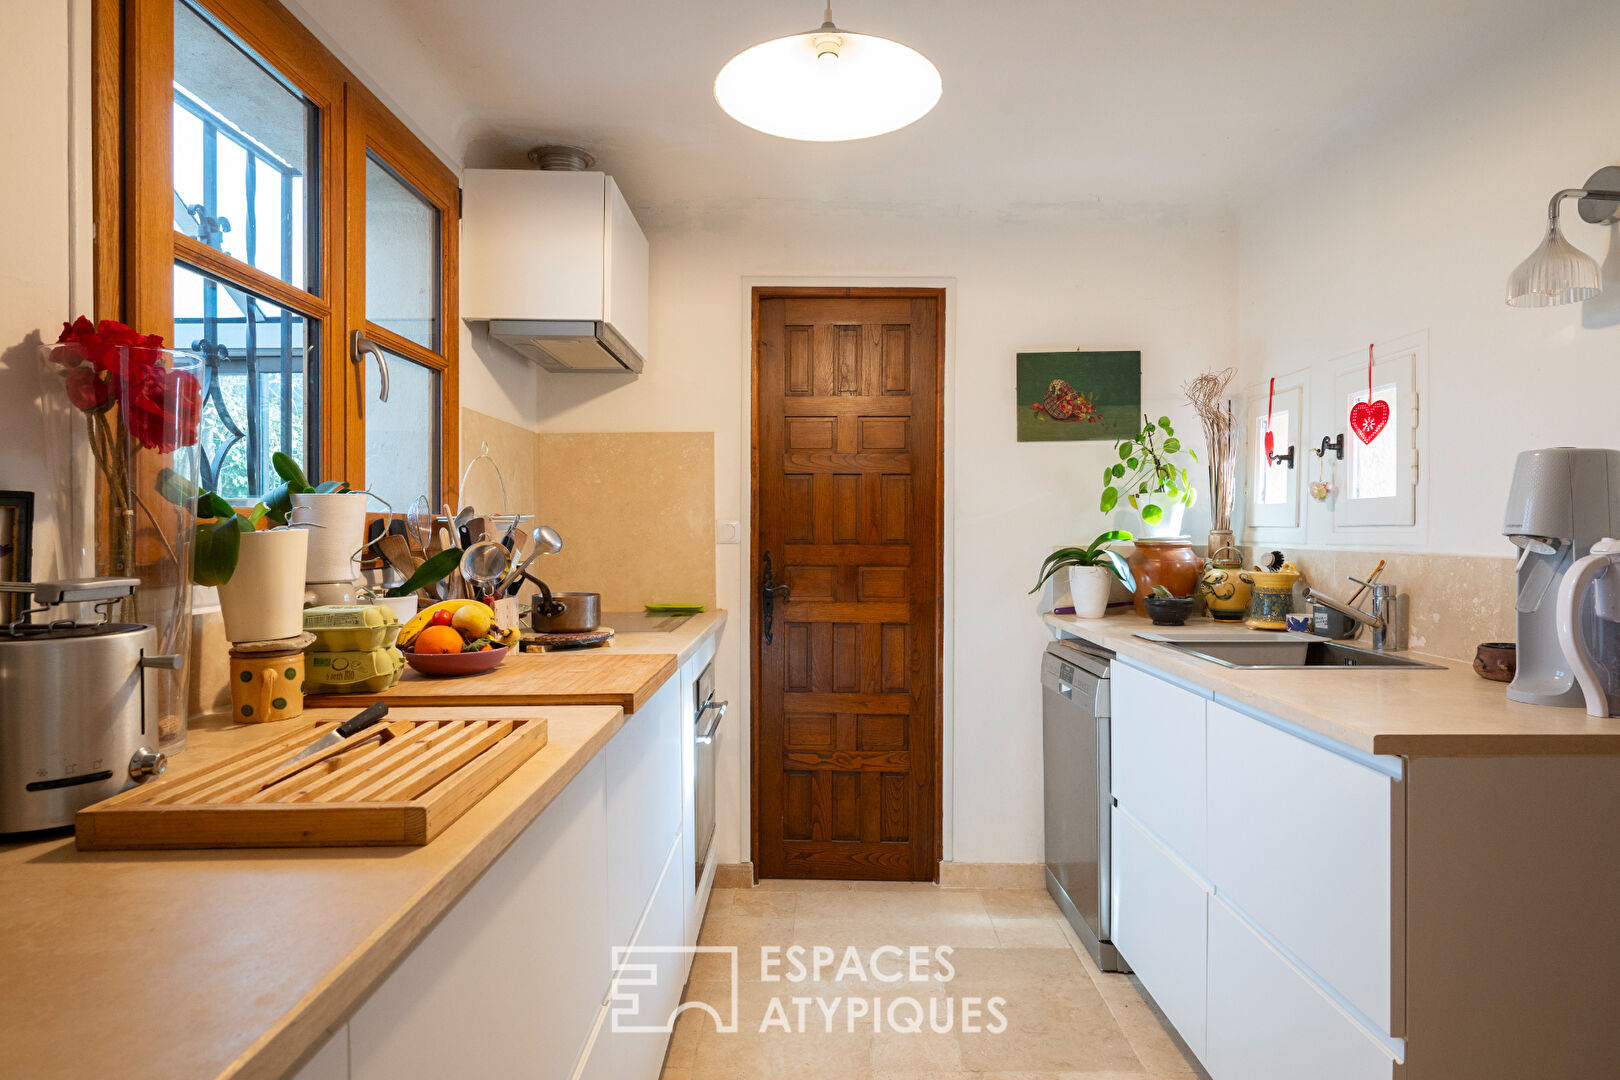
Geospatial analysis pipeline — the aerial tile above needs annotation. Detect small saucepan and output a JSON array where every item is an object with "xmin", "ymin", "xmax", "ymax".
[{"xmin": 530, "ymin": 578, "xmax": 601, "ymax": 633}]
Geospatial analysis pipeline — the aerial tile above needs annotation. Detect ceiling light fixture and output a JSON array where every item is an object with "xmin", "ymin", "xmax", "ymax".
[
  {"xmin": 1506, "ymin": 166, "xmax": 1620, "ymax": 308},
  {"xmin": 714, "ymin": 3, "xmax": 942, "ymax": 142}
]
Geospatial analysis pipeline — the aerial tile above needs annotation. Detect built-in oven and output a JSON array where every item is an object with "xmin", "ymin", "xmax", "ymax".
[{"xmin": 692, "ymin": 657, "xmax": 725, "ymax": 890}]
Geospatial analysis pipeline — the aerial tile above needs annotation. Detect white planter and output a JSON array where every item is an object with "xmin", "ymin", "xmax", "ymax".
[
  {"xmin": 1138, "ymin": 497, "xmax": 1188, "ymax": 539},
  {"xmin": 217, "ymin": 528, "xmax": 309, "ymax": 643},
  {"xmin": 290, "ymin": 492, "xmax": 368, "ymax": 582},
  {"xmin": 374, "ymin": 594, "xmax": 420, "ymax": 624},
  {"xmin": 1068, "ymin": 565, "xmax": 1115, "ymax": 619}
]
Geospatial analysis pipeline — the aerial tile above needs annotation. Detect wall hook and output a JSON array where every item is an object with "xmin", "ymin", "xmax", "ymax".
[
  {"xmin": 1312, "ymin": 434, "xmax": 1345, "ymax": 460},
  {"xmin": 1268, "ymin": 445, "xmax": 1295, "ymax": 469}
]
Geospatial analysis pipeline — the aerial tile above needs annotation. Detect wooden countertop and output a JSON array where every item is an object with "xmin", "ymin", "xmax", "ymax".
[
  {"xmin": 0, "ymin": 704, "xmax": 625, "ymax": 1080},
  {"xmin": 304, "ymin": 611, "xmax": 725, "ymax": 713},
  {"xmin": 1044, "ymin": 611, "xmax": 1620, "ymax": 757}
]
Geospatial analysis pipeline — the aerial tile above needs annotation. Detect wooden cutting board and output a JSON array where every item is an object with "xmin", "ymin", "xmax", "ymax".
[
  {"xmin": 305, "ymin": 650, "xmax": 677, "ymax": 713},
  {"xmin": 75, "ymin": 716, "xmax": 547, "ymax": 850}
]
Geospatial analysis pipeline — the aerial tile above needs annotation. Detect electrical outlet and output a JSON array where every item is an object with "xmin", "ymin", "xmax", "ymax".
[{"xmin": 716, "ymin": 519, "xmax": 740, "ymax": 544}]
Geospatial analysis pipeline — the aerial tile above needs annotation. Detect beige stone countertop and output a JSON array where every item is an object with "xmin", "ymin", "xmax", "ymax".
[
  {"xmin": 555, "ymin": 608, "xmax": 726, "ymax": 665},
  {"xmin": 0, "ymin": 703, "xmax": 625, "ymax": 1080},
  {"xmin": 1044, "ymin": 611, "xmax": 1620, "ymax": 757}
]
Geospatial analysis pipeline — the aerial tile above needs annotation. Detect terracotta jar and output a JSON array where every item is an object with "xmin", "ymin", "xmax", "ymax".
[{"xmin": 1125, "ymin": 538, "xmax": 1203, "ymax": 617}]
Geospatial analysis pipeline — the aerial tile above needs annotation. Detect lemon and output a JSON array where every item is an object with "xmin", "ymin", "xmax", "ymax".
[{"xmin": 451, "ymin": 603, "xmax": 494, "ymax": 639}]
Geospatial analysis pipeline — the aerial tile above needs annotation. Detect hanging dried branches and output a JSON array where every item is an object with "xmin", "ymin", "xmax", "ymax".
[{"xmin": 1183, "ymin": 367, "xmax": 1238, "ymax": 533}]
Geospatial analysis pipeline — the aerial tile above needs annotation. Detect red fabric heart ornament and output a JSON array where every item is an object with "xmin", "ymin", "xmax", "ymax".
[{"xmin": 1350, "ymin": 399, "xmax": 1389, "ymax": 445}]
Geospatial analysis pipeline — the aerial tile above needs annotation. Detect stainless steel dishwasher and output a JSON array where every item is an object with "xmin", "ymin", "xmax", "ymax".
[{"xmin": 1041, "ymin": 638, "xmax": 1125, "ymax": 972}]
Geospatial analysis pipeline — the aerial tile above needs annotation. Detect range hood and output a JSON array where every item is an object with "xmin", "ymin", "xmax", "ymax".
[
  {"xmin": 487, "ymin": 319, "xmax": 644, "ymax": 374},
  {"xmin": 462, "ymin": 147, "xmax": 650, "ymax": 375}
]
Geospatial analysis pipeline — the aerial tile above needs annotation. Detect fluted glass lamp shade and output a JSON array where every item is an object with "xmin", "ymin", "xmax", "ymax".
[
  {"xmin": 714, "ymin": 21, "xmax": 941, "ymax": 142},
  {"xmin": 1506, "ymin": 222, "xmax": 1602, "ymax": 307}
]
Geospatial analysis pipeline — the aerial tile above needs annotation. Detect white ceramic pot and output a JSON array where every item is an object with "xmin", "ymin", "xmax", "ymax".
[
  {"xmin": 1067, "ymin": 565, "xmax": 1115, "ymax": 619},
  {"xmin": 217, "ymin": 528, "xmax": 309, "ymax": 643},
  {"xmin": 1137, "ymin": 497, "xmax": 1187, "ymax": 540},
  {"xmin": 290, "ymin": 492, "xmax": 368, "ymax": 582},
  {"xmin": 374, "ymin": 594, "xmax": 420, "ymax": 624}
]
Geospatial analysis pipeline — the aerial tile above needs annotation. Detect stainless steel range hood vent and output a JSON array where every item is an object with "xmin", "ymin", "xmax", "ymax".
[{"xmin": 488, "ymin": 319, "xmax": 644, "ymax": 374}]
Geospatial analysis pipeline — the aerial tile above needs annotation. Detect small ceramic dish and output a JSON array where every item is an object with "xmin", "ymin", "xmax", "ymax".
[
  {"xmin": 405, "ymin": 644, "xmax": 510, "ymax": 678},
  {"xmin": 1143, "ymin": 595, "xmax": 1195, "ymax": 626},
  {"xmin": 1473, "ymin": 642, "xmax": 1516, "ymax": 683}
]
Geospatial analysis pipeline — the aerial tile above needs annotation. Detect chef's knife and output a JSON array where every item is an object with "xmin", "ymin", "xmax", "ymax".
[{"xmin": 274, "ymin": 703, "xmax": 389, "ymax": 771}]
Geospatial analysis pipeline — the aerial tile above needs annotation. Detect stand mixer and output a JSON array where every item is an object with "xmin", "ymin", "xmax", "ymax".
[{"xmin": 1501, "ymin": 447, "xmax": 1620, "ymax": 707}]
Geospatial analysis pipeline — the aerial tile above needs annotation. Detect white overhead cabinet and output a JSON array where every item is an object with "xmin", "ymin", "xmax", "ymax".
[{"xmin": 461, "ymin": 168, "xmax": 650, "ymax": 373}]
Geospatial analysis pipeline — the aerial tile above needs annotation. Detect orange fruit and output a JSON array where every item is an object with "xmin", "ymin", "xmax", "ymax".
[{"xmin": 413, "ymin": 625, "xmax": 464, "ymax": 655}]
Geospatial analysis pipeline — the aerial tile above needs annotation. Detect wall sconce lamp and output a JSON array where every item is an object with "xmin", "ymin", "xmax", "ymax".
[{"xmin": 1506, "ymin": 166, "xmax": 1620, "ymax": 308}]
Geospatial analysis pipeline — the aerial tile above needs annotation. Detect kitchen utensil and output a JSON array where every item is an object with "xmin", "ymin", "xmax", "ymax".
[
  {"xmin": 0, "ymin": 578, "xmax": 172, "ymax": 832},
  {"xmin": 1345, "ymin": 560, "xmax": 1386, "ymax": 608},
  {"xmin": 499, "ymin": 538, "xmax": 547, "ymax": 596},
  {"xmin": 1472, "ymin": 642, "xmax": 1518, "ymax": 683},
  {"xmin": 459, "ymin": 441, "xmax": 510, "ymax": 515},
  {"xmin": 406, "ymin": 496, "xmax": 432, "ymax": 558},
  {"xmin": 268, "ymin": 702, "xmax": 389, "ymax": 775},
  {"xmin": 467, "ymin": 515, "xmax": 495, "ymax": 545},
  {"xmin": 405, "ymin": 644, "xmax": 511, "ymax": 677},
  {"xmin": 529, "ymin": 580, "xmax": 602, "ymax": 633},
  {"xmin": 377, "ymin": 533, "xmax": 419, "ymax": 582},
  {"xmin": 1556, "ymin": 536, "xmax": 1620, "ymax": 716},
  {"xmin": 76, "ymin": 716, "xmax": 548, "ymax": 849},
  {"xmin": 533, "ymin": 525, "xmax": 563, "ymax": 555},
  {"xmin": 454, "ymin": 506, "xmax": 476, "ymax": 548},
  {"xmin": 460, "ymin": 540, "xmax": 510, "ymax": 601}
]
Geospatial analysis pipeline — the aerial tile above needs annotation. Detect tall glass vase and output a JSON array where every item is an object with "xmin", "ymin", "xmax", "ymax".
[{"xmin": 43, "ymin": 335, "xmax": 207, "ymax": 754}]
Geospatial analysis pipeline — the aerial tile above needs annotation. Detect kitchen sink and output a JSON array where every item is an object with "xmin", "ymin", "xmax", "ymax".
[{"xmin": 1136, "ymin": 635, "xmax": 1445, "ymax": 670}]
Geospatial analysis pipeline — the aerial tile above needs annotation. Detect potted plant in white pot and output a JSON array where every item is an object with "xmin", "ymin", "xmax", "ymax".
[
  {"xmin": 1031, "ymin": 530, "xmax": 1138, "ymax": 619},
  {"xmin": 1099, "ymin": 414, "xmax": 1198, "ymax": 538},
  {"xmin": 159, "ymin": 471, "xmax": 308, "ymax": 642}
]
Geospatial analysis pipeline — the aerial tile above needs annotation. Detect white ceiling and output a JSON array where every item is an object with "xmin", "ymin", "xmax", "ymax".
[{"xmin": 300, "ymin": 0, "xmax": 1571, "ymax": 218}]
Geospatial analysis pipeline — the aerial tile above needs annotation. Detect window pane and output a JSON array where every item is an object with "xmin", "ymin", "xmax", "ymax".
[
  {"xmin": 1347, "ymin": 383, "xmax": 1397, "ymax": 500},
  {"xmin": 364, "ymin": 349, "xmax": 439, "ymax": 511},
  {"xmin": 1254, "ymin": 409, "xmax": 1290, "ymax": 505},
  {"xmin": 365, "ymin": 154, "xmax": 439, "ymax": 348},
  {"xmin": 175, "ymin": 262, "xmax": 314, "ymax": 500},
  {"xmin": 173, "ymin": 0, "xmax": 314, "ymax": 291}
]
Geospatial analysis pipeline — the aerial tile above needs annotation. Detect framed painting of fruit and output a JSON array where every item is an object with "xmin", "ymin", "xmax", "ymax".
[{"xmin": 1016, "ymin": 350, "xmax": 1141, "ymax": 442}]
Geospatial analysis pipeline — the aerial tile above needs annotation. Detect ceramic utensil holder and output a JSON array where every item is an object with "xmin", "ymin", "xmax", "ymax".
[
  {"xmin": 228, "ymin": 646, "xmax": 305, "ymax": 723},
  {"xmin": 291, "ymin": 492, "xmax": 368, "ymax": 582}
]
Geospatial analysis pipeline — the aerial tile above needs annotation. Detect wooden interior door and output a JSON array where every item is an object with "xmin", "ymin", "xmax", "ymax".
[{"xmin": 752, "ymin": 289, "xmax": 943, "ymax": 881}]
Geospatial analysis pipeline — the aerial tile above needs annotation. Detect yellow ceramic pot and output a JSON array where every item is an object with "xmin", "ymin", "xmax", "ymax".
[
  {"xmin": 1200, "ymin": 557, "xmax": 1251, "ymax": 622},
  {"xmin": 228, "ymin": 648, "xmax": 305, "ymax": 723},
  {"xmin": 1239, "ymin": 570, "xmax": 1299, "ymax": 631}
]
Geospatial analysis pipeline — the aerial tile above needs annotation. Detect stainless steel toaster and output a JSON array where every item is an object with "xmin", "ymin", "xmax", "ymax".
[{"xmin": 0, "ymin": 579, "xmax": 172, "ymax": 833}]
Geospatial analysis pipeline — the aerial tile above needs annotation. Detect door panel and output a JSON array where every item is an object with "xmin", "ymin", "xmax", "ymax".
[{"xmin": 754, "ymin": 292, "xmax": 941, "ymax": 881}]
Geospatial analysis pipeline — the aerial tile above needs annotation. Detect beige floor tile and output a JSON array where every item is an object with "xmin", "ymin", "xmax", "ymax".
[
  {"xmin": 707, "ymin": 887, "xmax": 800, "ymax": 918},
  {"xmin": 697, "ymin": 914, "xmax": 794, "ymax": 949},
  {"xmin": 751, "ymin": 877, "xmax": 857, "ymax": 891}
]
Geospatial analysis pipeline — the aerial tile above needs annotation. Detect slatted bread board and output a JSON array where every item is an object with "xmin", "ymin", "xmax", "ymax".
[{"xmin": 75, "ymin": 716, "xmax": 547, "ymax": 850}]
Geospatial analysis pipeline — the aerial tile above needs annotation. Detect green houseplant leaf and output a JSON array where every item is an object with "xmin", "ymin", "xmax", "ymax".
[{"xmin": 386, "ymin": 547, "xmax": 464, "ymax": 598}]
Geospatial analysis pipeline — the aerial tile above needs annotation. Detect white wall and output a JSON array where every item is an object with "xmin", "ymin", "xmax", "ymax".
[
  {"xmin": 485, "ymin": 205, "xmax": 1237, "ymax": 865},
  {"xmin": 0, "ymin": 0, "xmax": 92, "ymax": 579},
  {"xmin": 1234, "ymin": 0, "xmax": 1620, "ymax": 557}
]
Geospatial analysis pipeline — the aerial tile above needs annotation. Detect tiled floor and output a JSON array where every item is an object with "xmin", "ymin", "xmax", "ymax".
[{"xmin": 661, "ymin": 880, "xmax": 1203, "ymax": 1079}]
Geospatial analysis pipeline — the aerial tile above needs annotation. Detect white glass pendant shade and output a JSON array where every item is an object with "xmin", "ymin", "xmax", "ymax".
[
  {"xmin": 714, "ymin": 27, "xmax": 941, "ymax": 142},
  {"xmin": 1506, "ymin": 222, "xmax": 1602, "ymax": 307}
]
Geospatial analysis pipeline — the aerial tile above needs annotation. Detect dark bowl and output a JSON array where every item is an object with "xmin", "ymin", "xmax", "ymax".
[
  {"xmin": 1473, "ymin": 642, "xmax": 1516, "ymax": 683},
  {"xmin": 405, "ymin": 644, "xmax": 510, "ymax": 678},
  {"xmin": 1144, "ymin": 595, "xmax": 1196, "ymax": 627}
]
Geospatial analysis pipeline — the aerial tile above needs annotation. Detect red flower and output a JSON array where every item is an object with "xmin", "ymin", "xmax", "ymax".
[
  {"xmin": 124, "ymin": 363, "xmax": 200, "ymax": 452},
  {"xmin": 63, "ymin": 364, "xmax": 116, "ymax": 412}
]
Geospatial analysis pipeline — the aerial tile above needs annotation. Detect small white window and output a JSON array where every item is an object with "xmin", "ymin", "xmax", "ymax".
[
  {"xmin": 1332, "ymin": 345, "xmax": 1419, "ymax": 528},
  {"xmin": 1244, "ymin": 379, "xmax": 1304, "ymax": 529}
]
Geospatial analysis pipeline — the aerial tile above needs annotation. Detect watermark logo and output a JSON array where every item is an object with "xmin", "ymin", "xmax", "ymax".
[{"xmin": 609, "ymin": 945, "xmax": 740, "ymax": 1034}]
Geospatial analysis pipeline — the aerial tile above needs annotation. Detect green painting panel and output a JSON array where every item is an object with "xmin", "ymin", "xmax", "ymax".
[{"xmin": 1016, "ymin": 351, "xmax": 1142, "ymax": 442}]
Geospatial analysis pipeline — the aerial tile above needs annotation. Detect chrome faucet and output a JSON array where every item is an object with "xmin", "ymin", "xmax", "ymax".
[{"xmin": 1303, "ymin": 578, "xmax": 1405, "ymax": 652}]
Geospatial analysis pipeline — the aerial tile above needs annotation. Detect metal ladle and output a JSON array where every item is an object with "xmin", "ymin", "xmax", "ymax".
[{"xmin": 499, "ymin": 525, "xmax": 564, "ymax": 597}]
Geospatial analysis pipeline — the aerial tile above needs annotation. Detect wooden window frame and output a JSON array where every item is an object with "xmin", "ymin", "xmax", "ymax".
[{"xmin": 95, "ymin": 0, "xmax": 459, "ymax": 506}]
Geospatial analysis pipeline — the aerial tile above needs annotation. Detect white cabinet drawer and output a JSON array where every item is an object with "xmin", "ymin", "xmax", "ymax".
[
  {"xmin": 1111, "ymin": 805, "xmax": 1208, "ymax": 1062},
  {"xmin": 1207, "ymin": 897, "xmax": 1397, "ymax": 1080},
  {"xmin": 605, "ymin": 677, "xmax": 683, "ymax": 953},
  {"xmin": 1111, "ymin": 662, "xmax": 1207, "ymax": 872},
  {"xmin": 1206, "ymin": 702, "xmax": 1399, "ymax": 1035}
]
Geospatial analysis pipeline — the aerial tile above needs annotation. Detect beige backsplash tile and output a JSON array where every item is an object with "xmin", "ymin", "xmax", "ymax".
[{"xmin": 1280, "ymin": 547, "xmax": 1515, "ymax": 662}]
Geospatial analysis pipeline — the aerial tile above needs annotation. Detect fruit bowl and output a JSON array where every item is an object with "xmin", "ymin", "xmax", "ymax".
[{"xmin": 405, "ymin": 644, "xmax": 510, "ymax": 678}]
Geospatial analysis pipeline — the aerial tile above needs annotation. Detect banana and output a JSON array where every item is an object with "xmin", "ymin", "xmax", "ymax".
[{"xmin": 398, "ymin": 599, "xmax": 490, "ymax": 648}]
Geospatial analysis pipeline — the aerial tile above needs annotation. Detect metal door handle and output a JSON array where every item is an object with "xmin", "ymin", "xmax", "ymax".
[
  {"xmin": 351, "ymin": 330, "xmax": 390, "ymax": 403},
  {"xmin": 696, "ymin": 700, "xmax": 728, "ymax": 743},
  {"xmin": 761, "ymin": 551, "xmax": 790, "ymax": 645}
]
